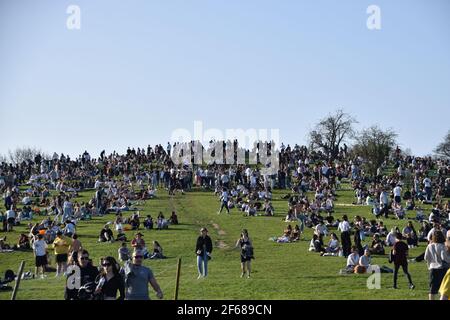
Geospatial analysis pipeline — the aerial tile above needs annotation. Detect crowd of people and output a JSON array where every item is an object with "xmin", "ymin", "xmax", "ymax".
[{"xmin": 1, "ymin": 141, "xmax": 450, "ymax": 299}]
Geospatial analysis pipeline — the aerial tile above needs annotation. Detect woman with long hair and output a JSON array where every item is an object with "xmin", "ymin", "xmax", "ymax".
[
  {"xmin": 95, "ymin": 256, "xmax": 125, "ymax": 300},
  {"xmin": 235, "ymin": 229, "xmax": 254, "ymax": 278},
  {"xmin": 424, "ymin": 231, "xmax": 450, "ymax": 300}
]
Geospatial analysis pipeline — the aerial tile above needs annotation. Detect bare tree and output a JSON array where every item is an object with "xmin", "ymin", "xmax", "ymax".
[
  {"xmin": 309, "ymin": 109, "xmax": 357, "ymax": 160},
  {"xmin": 7, "ymin": 147, "xmax": 50, "ymax": 165},
  {"xmin": 434, "ymin": 130, "xmax": 450, "ymax": 159},
  {"xmin": 0, "ymin": 154, "xmax": 7, "ymax": 163},
  {"xmin": 351, "ymin": 126, "xmax": 398, "ymax": 176}
]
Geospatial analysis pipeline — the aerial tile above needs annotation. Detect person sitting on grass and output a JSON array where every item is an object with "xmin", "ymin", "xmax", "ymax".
[
  {"xmin": 131, "ymin": 232, "xmax": 146, "ymax": 251},
  {"xmin": 344, "ymin": 246, "xmax": 360, "ymax": 273},
  {"xmin": 415, "ymin": 207, "xmax": 426, "ymax": 222},
  {"xmin": 245, "ymin": 203, "xmax": 257, "ymax": 217},
  {"xmin": 324, "ymin": 212, "xmax": 339, "ymax": 228},
  {"xmin": 418, "ymin": 221, "xmax": 431, "ymax": 242},
  {"xmin": 386, "ymin": 227, "xmax": 399, "ymax": 247},
  {"xmin": 147, "ymin": 185, "xmax": 156, "ymax": 199},
  {"xmin": 169, "ymin": 211, "xmax": 178, "ymax": 225},
  {"xmin": 376, "ymin": 221, "xmax": 388, "ymax": 237},
  {"xmin": 402, "ymin": 221, "xmax": 418, "ymax": 248},
  {"xmin": 156, "ymin": 212, "xmax": 169, "ymax": 230},
  {"xmin": 99, "ymin": 224, "xmax": 114, "ymax": 243},
  {"xmin": 129, "ymin": 212, "xmax": 140, "ymax": 230},
  {"xmin": 321, "ymin": 232, "xmax": 341, "ymax": 256},
  {"xmin": 285, "ymin": 209, "xmax": 296, "ymax": 222},
  {"xmin": 394, "ymin": 203, "xmax": 406, "ymax": 220},
  {"xmin": 314, "ymin": 220, "xmax": 329, "ymax": 241},
  {"xmin": 263, "ymin": 200, "xmax": 274, "ymax": 216},
  {"xmin": 354, "ymin": 249, "xmax": 371, "ymax": 274},
  {"xmin": 276, "ymin": 229, "xmax": 291, "ymax": 243},
  {"xmin": 0, "ymin": 236, "xmax": 12, "ymax": 251},
  {"xmin": 144, "ymin": 215, "xmax": 153, "ymax": 230},
  {"xmin": 149, "ymin": 241, "xmax": 165, "ymax": 259},
  {"xmin": 116, "ymin": 228, "xmax": 127, "ymax": 242},
  {"xmin": 290, "ymin": 225, "xmax": 300, "ymax": 242},
  {"xmin": 369, "ymin": 233, "xmax": 385, "ymax": 255},
  {"xmin": 309, "ymin": 234, "xmax": 325, "ymax": 253},
  {"xmin": 17, "ymin": 233, "xmax": 31, "ymax": 250},
  {"xmin": 118, "ymin": 242, "xmax": 131, "ymax": 262},
  {"xmin": 63, "ymin": 220, "xmax": 76, "ymax": 237}
]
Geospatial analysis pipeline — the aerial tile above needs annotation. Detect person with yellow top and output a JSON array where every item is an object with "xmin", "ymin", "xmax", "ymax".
[
  {"xmin": 53, "ymin": 231, "xmax": 72, "ymax": 277},
  {"xmin": 440, "ymin": 238, "xmax": 450, "ymax": 300},
  {"xmin": 439, "ymin": 269, "xmax": 450, "ymax": 300}
]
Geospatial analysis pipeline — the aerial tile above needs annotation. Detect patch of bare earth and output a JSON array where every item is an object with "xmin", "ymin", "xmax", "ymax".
[{"xmin": 211, "ymin": 222, "xmax": 228, "ymax": 248}]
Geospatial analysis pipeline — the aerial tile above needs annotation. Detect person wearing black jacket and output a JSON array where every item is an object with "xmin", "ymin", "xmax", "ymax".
[
  {"xmin": 95, "ymin": 256, "xmax": 125, "ymax": 300},
  {"xmin": 65, "ymin": 250, "xmax": 99, "ymax": 300},
  {"xmin": 196, "ymin": 227, "xmax": 213, "ymax": 279}
]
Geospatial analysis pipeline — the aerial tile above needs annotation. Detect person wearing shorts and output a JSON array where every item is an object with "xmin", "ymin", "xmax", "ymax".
[
  {"xmin": 424, "ymin": 231, "xmax": 450, "ymax": 300},
  {"xmin": 53, "ymin": 231, "xmax": 72, "ymax": 277},
  {"xmin": 6, "ymin": 206, "xmax": 16, "ymax": 232},
  {"xmin": 33, "ymin": 234, "xmax": 48, "ymax": 279},
  {"xmin": 235, "ymin": 229, "xmax": 254, "ymax": 278},
  {"xmin": 56, "ymin": 253, "xmax": 68, "ymax": 263}
]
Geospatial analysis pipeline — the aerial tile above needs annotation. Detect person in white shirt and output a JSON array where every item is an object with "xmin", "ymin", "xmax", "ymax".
[
  {"xmin": 359, "ymin": 249, "xmax": 371, "ymax": 268},
  {"xmin": 424, "ymin": 231, "xmax": 450, "ymax": 300},
  {"xmin": 314, "ymin": 221, "xmax": 328, "ymax": 238},
  {"xmin": 386, "ymin": 228, "xmax": 398, "ymax": 247},
  {"xmin": 94, "ymin": 180, "xmax": 102, "ymax": 189},
  {"xmin": 338, "ymin": 215, "xmax": 351, "ymax": 257},
  {"xmin": 22, "ymin": 196, "xmax": 32, "ymax": 205},
  {"xmin": 6, "ymin": 206, "xmax": 16, "ymax": 232},
  {"xmin": 32, "ymin": 234, "xmax": 48, "ymax": 279},
  {"xmin": 427, "ymin": 223, "xmax": 447, "ymax": 243},
  {"xmin": 323, "ymin": 233, "xmax": 340, "ymax": 256},
  {"xmin": 218, "ymin": 189, "xmax": 230, "ymax": 214},
  {"xmin": 423, "ymin": 177, "xmax": 432, "ymax": 202},
  {"xmin": 221, "ymin": 174, "xmax": 230, "ymax": 189},
  {"xmin": 346, "ymin": 246, "xmax": 360, "ymax": 272},
  {"xmin": 393, "ymin": 185, "xmax": 402, "ymax": 204}
]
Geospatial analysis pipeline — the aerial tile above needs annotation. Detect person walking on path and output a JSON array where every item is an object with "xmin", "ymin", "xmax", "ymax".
[{"xmin": 196, "ymin": 227, "xmax": 213, "ymax": 279}]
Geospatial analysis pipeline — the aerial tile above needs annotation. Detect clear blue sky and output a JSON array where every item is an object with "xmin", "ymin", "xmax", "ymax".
[{"xmin": 1, "ymin": 0, "xmax": 449, "ymax": 158}]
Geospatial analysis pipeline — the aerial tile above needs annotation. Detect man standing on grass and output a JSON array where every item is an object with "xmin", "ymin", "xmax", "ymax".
[
  {"xmin": 121, "ymin": 249, "xmax": 163, "ymax": 300},
  {"xmin": 65, "ymin": 249, "xmax": 99, "ymax": 300}
]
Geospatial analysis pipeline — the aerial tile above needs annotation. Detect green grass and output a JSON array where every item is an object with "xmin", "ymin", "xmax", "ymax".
[{"xmin": 0, "ymin": 182, "xmax": 442, "ymax": 300}]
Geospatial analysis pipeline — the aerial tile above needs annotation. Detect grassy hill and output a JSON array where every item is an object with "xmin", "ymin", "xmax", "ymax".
[{"xmin": 0, "ymin": 181, "xmax": 441, "ymax": 300}]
